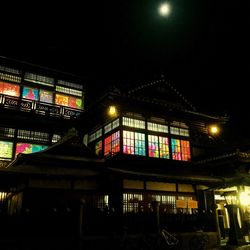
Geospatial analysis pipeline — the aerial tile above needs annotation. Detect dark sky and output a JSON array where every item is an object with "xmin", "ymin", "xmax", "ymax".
[{"xmin": 1, "ymin": 1, "xmax": 249, "ymax": 141}]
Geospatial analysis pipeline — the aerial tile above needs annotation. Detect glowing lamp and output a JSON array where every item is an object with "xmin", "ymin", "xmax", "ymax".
[
  {"xmin": 209, "ymin": 125, "xmax": 220, "ymax": 135},
  {"xmin": 108, "ymin": 105, "xmax": 117, "ymax": 117}
]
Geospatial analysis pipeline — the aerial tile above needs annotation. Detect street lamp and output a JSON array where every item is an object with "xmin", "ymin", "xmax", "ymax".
[{"xmin": 224, "ymin": 191, "xmax": 246, "ymax": 246}]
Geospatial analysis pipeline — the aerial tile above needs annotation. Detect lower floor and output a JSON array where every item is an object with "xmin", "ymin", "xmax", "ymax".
[{"xmin": 1, "ymin": 176, "xmax": 250, "ymax": 248}]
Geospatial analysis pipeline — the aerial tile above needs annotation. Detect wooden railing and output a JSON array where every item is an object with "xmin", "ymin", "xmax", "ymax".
[{"xmin": 0, "ymin": 94, "xmax": 83, "ymax": 119}]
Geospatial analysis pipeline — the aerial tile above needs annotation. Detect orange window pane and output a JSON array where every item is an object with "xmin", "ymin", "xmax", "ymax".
[{"xmin": 55, "ymin": 94, "xmax": 69, "ymax": 106}]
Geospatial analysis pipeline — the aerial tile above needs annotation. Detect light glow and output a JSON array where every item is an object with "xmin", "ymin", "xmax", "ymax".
[
  {"xmin": 159, "ymin": 2, "xmax": 171, "ymax": 16},
  {"xmin": 108, "ymin": 106, "xmax": 117, "ymax": 117},
  {"xmin": 209, "ymin": 125, "xmax": 220, "ymax": 135},
  {"xmin": 239, "ymin": 192, "xmax": 250, "ymax": 206}
]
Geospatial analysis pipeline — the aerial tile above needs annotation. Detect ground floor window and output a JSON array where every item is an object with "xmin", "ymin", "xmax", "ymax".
[{"xmin": 123, "ymin": 192, "xmax": 197, "ymax": 214}]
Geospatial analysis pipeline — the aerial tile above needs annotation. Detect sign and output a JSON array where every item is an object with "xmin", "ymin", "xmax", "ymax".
[
  {"xmin": 176, "ymin": 199, "xmax": 187, "ymax": 208},
  {"xmin": 188, "ymin": 200, "xmax": 198, "ymax": 209}
]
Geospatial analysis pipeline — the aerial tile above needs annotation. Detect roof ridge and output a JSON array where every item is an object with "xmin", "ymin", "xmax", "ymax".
[
  {"xmin": 127, "ymin": 78, "xmax": 197, "ymax": 111},
  {"xmin": 164, "ymin": 81, "xmax": 197, "ymax": 111}
]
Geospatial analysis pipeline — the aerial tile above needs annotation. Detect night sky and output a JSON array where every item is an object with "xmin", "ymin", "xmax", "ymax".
[{"xmin": 1, "ymin": 1, "xmax": 249, "ymax": 142}]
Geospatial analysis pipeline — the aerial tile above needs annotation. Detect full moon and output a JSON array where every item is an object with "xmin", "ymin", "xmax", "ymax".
[{"xmin": 158, "ymin": 3, "xmax": 171, "ymax": 16}]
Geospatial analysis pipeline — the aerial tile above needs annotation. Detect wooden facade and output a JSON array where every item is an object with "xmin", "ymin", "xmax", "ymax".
[{"xmin": 1, "ymin": 57, "xmax": 249, "ymax": 249}]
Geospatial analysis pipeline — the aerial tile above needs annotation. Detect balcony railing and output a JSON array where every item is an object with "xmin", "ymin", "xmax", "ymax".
[{"xmin": 0, "ymin": 94, "xmax": 83, "ymax": 119}]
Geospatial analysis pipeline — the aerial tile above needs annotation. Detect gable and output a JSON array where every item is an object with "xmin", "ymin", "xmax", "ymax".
[{"xmin": 127, "ymin": 79, "xmax": 196, "ymax": 111}]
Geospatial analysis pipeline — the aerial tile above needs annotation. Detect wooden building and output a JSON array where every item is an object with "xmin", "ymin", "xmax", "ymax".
[{"xmin": 2, "ymin": 57, "xmax": 249, "ymax": 249}]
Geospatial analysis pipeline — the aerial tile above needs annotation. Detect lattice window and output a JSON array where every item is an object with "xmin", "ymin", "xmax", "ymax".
[
  {"xmin": 123, "ymin": 193, "xmax": 143, "ymax": 213},
  {"xmin": 171, "ymin": 139, "xmax": 191, "ymax": 161},
  {"xmin": 0, "ymin": 73, "xmax": 21, "ymax": 83},
  {"xmin": 170, "ymin": 126, "xmax": 189, "ymax": 137},
  {"xmin": 57, "ymin": 80, "xmax": 84, "ymax": 90},
  {"xmin": 56, "ymin": 86, "xmax": 83, "ymax": 97},
  {"xmin": 52, "ymin": 134, "xmax": 61, "ymax": 143},
  {"xmin": 122, "ymin": 117, "xmax": 145, "ymax": 129},
  {"xmin": 24, "ymin": 72, "xmax": 54, "ymax": 86},
  {"xmin": 148, "ymin": 135, "xmax": 170, "ymax": 158},
  {"xmin": 104, "ymin": 131, "xmax": 120, "ymax": 156},
  {"xmin": 147, "ymin": 122, "xmax": 168, "ymax": 133},
  {"xmin": 0, "ymin": 127, "xmax": 15, "ymax": 138},
  {"xmin": 0, "ymin": 140, "xmax": 13, "ymax": 160},
  {"xmin": 104, "ymin": 119, "xmax": 120, "ymax": 134},
  {"xmin": 123, "ymin": 131, "xmax": 146, "ymax": 156},
  {"xmin": 17, "ymin": 130, "xmax": 49, "ymax": 143},
  {"xmin": 0, "ymin": 81, "xmax": 20, "ymax": 97},
  {"xmin": 95, "ymin": 140, "xmax": 102, "ymax": 156}
]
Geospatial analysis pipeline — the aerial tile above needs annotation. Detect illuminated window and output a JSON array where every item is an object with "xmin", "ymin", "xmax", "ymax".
[
  {"xmin": 68, "ymin": 96, "xmax": 82, "ymax": 109},
  {"xmin": 57, "ymin": 80, "xmax": 84, "ymax": 90},
  {"xmin": 24, "ymin": 73, "xmax": 54, "ymax": 87},
  {"xmin": 95, "ymin": 140, "xmax": 102, "ymax": 156},
  {"xmin": 171, "ymin": 139, "xmax": 190, "ymax": 161},
  {"xmin": 123, "ymin": 131, "xmax": 146, "ymax": 156},
  {"xmin": 0, "ymin": 141, "xmax": 13, "ymax": 160},
  {"xmin": 55, "ymin": 93, "xmax": 69, "ymax": 106},
  {"xmin": 148, "ymin": 135, "xmax": 159, "ymax": 157},
  {"xmin": 52, "ymin": 134, "xmax": 61, "ymax": 143},
  {"xmin": 104, "ymin": 119, "xmax": 120, "ymax": 134},
  {"xmin": 148, "ymin": 135, "xmax": 169, "ymax": 158},
  {"xmin": 17, "ymin": 130, "xmax": 49, "ymax": 143},
  {"xmin": 0, "ymin": 73, "xmax": 21, "ymax": 83},
  {"xmin": 104, "ymin": 131, "xmax": 120, "ymax": 156},
  {"xmin": 16, "ymin": 143, "xmax": 48, "ymax": 155},
  {"xmin": 22, "ymin": 87, "xmax": 39, "ymax": 101},
  {"xmin": 0, "ymin": 127, "xmax": 15, "ymax": 138},
  {"xmin": 122, "ymin": 117, "xmax": 145, "ymax": 129},
  {"xmin": 104, "ymin": 123, "xmax": 112, "ymax": 134},
  {"xmin": 55, "ymin": 93, "xmax": 82, "ymax": 109},
  {"xmin": 123, "ymin": 193, "xmax": 143, "ymax": 213},
  {"xmin": 150, "ymin": 194, "xmax": 177, "ymax": 214},
  {"xmin": 159, "ymin": 137, "xmax": 170, "ymax": 158},
  {"xmin": 170, "ymin": 126, "xmax": 189, "ymax": 137},
  {"xmin": 147, "ymin": 122, "xmax": 168, "ymax": 133},
  {"xmin": 0, "ymin": 65, "xmax": 21, "ymax": 75},
  {"xmin": 0, "ymin": 81, "xmax": 20, "ymax": 97},
  {"xmin": 96, "ymin": 195, "xmax": 109, "ymax": 209},
  {"xmin": 56, "ymin": 86, "xmax": 83, "ymax": 97},
  {"xmin": 89, "ymin": 128, "xmax": 102, "ymax": 143},
  {"xmin": 39, "ymin": 89, "xmax": 53, "ymax": 103}
]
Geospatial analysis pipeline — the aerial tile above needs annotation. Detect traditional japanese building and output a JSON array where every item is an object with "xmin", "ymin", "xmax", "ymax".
[
  {"xmin": 1, "ymin": 57, "xmax": 249, "ymax": 249},
  {"xmin": 0, "ymin": 56, "xmax": 85, "ymax": 168}
]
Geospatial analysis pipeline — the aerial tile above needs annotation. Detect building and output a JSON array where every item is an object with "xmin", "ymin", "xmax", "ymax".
[
  {"xmin": 0, "ymin": 57, "xmax": 249, "ymax": 249},
  {"xmin": 0, "ymin": 56, "xmax": 85, "ymax": 168}
]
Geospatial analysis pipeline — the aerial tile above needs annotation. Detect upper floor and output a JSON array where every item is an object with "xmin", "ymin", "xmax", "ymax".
[
  {"xmin": 0, "ymin": 57, "xmax": 85, "ymax": 119},
  {"xmin": 84, "ymin": 81, "xmax": 228, "ymax": 163}
]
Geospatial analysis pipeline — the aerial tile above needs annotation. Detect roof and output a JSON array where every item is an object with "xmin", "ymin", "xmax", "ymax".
[
  {"xmin": 5, "ymin": 129, "xmax": 105, "ymax": 177},
  {"xmin": 192, "ymin": 149, "xmax": 250, "ymax": 188},
  {"xmin": 106, "ymin": 154, "xmax": 225, "ymax": 187}
]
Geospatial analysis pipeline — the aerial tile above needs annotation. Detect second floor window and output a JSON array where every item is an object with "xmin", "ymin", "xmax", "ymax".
[
  {"xmin": 123, "ymin": 131, "xmax": 146, "ymax": 156},
  {"xmin": 171, "ymin": 139, "xmax": 190, "ymax": 161},
  {"xmin": 104, "ymin": 131, "xmax": 120, "ymax": 156},
  {"xmin": 148, "ymin": 135, "xmax": 170, "ymax": 159},
  {"xmin": 0, "ymin": 81, "xmax": 20, "ymax": 97}
]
